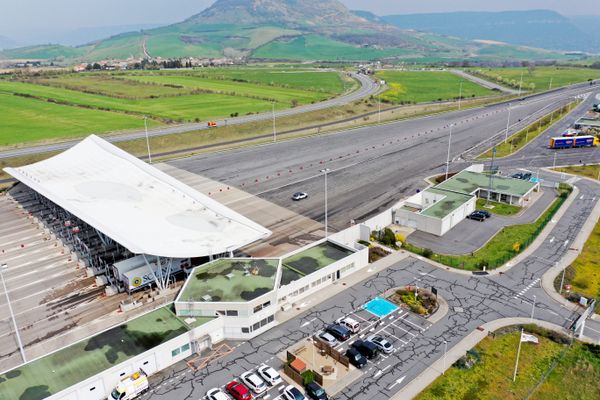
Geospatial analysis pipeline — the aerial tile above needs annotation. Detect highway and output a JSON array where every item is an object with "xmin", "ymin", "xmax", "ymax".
[{"xmin": 0, "ymin": 73, "xmax": 378, "ymax": 159}]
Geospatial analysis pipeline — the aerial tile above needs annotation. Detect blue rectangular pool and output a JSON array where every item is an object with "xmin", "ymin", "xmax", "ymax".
[{"xmin": 362, "ymin": 297, "xmax": 398, "ymax": 318}]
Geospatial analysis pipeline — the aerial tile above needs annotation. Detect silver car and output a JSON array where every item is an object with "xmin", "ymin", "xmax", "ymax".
[
  {"xmin": 318, "ymin": 331, "xmax": 339, "ymax": 347},
  {"xmin": 367, "ymin": 335, "xmax": 394, "ymax": 354}
]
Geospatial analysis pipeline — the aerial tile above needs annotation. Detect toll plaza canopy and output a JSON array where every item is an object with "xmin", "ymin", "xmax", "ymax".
[{"xmin": 4, "ymin": 135, "xmax": 270, "ymax": 258}]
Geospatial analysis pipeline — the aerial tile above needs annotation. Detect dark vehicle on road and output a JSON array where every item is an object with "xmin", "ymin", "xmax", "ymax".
[
  {"xmin": 345, "ymin": 348, "xmax": 367, "ymax": 369},
  {"xmin": 352, "ymin": 339, "xmax": 379, "ymax": 360},
  {"xmin": 475, "ymin": 210, "xmax": 491, "ymax": 219},
  {"xmin": 325, "ymin": 324, "xmax": 351, "ymax": 341},
  {"xmin": 305, "ymin": 382, "xmax": 328, "ymax": 400},
  {"xmin": 467, "ymin": 211, "xmax": 486, "ymax": 222}
]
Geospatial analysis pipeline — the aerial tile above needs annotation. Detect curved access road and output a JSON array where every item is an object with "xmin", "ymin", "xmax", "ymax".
[{"xmin": 0, "ymin": 72, "xmax": 379, "ymax": 160}]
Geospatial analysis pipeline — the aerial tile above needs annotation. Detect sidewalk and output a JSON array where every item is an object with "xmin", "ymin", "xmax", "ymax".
[{"xmin": 390, "ymin": 318, "xmax": 574, "ymax": 400}]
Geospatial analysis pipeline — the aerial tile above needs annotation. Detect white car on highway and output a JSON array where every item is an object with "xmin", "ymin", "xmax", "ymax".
[
  {"xmin": 240, "ymin": 371, "xmax": 267, "ymax": 394},
  {"xmin": 206, "ymin": 388, "xmax": 232, "ymax": 400},
  {"xmin": 257, "ymin": 365, "xmax": 282, "ymax": 386},
  {"xmin": 291, "ymin": 192, "xmax": 308, "ymax": 201}
]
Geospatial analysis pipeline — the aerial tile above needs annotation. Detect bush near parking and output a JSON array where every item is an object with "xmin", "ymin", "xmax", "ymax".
[
  {"xmin": 404, "ymin": 186, "xmax": 572, "ymax": 271},
  {"xmin": 388, "ymin": 287, "xmax": 437, "ymax": 316}
]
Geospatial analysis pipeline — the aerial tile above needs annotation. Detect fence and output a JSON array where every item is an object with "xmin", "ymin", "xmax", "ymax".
[
  {"xmin": 284, "ymin": 351, "xmax": 324, "ymax": 386},
  {"xmin": 404, "ymin": 190, "xmax": 570, "ymax": 271},
  {"xmin": 312, "ymin": 335, "xmax": 350, "ymax": 368}
]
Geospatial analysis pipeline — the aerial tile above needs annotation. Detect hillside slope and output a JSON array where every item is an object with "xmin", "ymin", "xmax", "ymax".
[
  {"xmin": 0, "ymin": 1, "xmax": 568, "ymax": 63},
  {"xmin": 382, "ymin": 10, "xmax": 599, "ymax": 53}
]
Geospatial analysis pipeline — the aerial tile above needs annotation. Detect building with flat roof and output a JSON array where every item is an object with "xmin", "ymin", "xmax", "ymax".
[{"xmin": 395, "ymin": 165, "xmax": 539, "ymax": 236}]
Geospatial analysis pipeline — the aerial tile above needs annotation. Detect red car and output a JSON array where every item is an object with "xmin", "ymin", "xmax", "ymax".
[{"xmin": 226, "ymin": 381, "xmax": 253, "ymax": 400}]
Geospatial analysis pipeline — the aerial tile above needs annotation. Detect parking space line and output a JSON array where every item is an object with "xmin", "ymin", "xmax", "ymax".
[
  {"xmin": 380, "ymin": 328, "xmax": 407, "ymax": 344},
  {"xmin": 398, "ymin": 315, "xmax": 428, "ymax": 331},
  {"xmin": 390, "ymin": 322, "xmax": 418, "ymax": 337}
]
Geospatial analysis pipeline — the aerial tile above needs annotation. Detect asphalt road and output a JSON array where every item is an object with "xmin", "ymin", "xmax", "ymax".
[
  {"xmin": 142, "ymin": 172, "xmax": 600, "ymax": 400},
  {"xmin": 168, "ymin": 83, "xmax": 596, "ymax": 233},
  {"xmin": 0, "ymin": 73, "xmax": 378, "ymax": 160}
]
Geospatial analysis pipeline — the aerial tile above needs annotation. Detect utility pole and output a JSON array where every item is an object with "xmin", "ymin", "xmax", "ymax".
[
  {"xmin": 559, "ymin": 264, "xmax": 566, "ymax": 294},
  {"xmin": 504, "ymin": 104, "xmax": 512, "ymax": 143},
  {"xmin": 378, "ymin": 94, "xmax": 381, "ymax": 123},
  {"xmin": 513, "ymin": 328, "xmax": 524, "ymax": 382},
  {"xmin": 458, "ymin": 81, "xmax": 463, "ymax": 110},
  {"xmin": 530, "ymin": 295, "xmax": 536, "ymax": 322},
  {"xmin": 272, "ymin": 102, "xmax": 277, "ymax": 142},
  {"xmin": 442, "ymin": 340, "xmax": 448, "ymax": 374},
  {"xmin": 320, "ymin": 169, "xmax": 330, "ymax": 238},
  {"xmin": 445, "ymin": 123, "xmax": 454, "ymax": 180},
  {"xmin": 518, "ymin": 70, "xmax": 524, "ymax": 96},
  {"xmin": 0, "ymin": 264, "xmax": 26, "ymax": 363},
  {"xmin": 549, "ymin": 77, "xmax": 553, "ymax": 90},
  {"xmin": 144, "ymin": 116, "xmax": 152, "ymax": 164},
  {"xmin": 553, "ymin": 152, "xmax": 557, "ymax": 169},
  {"xmin": 487, "ymin": 147, "xmax": 496, "ymax": 205}
]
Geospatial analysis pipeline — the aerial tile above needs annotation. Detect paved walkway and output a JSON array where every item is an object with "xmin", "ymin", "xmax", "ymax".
[{"xmin": 451, "ymin": 70, "xmax": 521, "ymax": 95}]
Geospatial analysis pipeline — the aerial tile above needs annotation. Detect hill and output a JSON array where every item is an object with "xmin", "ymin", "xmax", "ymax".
[
  {"xmin": 0, "ymin": 1, "xmax": 569, "ymax": 63},
  {"xmin": 382, "ymin": 10, "xmax": 599, "ymax": 53}
]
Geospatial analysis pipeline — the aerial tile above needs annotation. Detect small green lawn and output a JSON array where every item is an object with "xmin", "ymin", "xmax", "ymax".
[
  {"xmin": 476, "ymin": 198, "xmax": 521, "ymax": 216},
  {"xmin": 404, "ymin": 187, "xmax": 570, "ymax": 270},
  {"xmin": 555, "ymin": 164, "xmax": 600, "ymax": 182},
  {"xmin": 479, "ymin": 100, "xmax": 579, "ymax": 158},
  {"xmin": 416, "ymin": 328, "xmax": 600, "ymax": 400}
]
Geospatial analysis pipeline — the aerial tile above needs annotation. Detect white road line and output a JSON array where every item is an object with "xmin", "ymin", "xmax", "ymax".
[
  {"xmin": 389, "ymin": 323, "xmax": 418, "ymax": 337},
  {"xmin": 353, "ymin": 313, "xmax": 369, "ymax": 322},
  {"xmin": 585, "ymin": 326, "xmax": 600, "ymax": 335},
  {"xmin": 397, "ymin": 315, "xmax": 426, "ymax": 331}
]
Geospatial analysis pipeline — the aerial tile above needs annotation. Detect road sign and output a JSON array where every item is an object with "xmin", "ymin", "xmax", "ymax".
[{"xmin": 432, "ymin": 287, "xmax": 438, "ymax": 297}]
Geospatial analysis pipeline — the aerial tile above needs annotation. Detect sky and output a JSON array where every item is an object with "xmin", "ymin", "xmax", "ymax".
[{"xmin": 0, "ymin": 0, "xmax": 597, "ymax": 44}]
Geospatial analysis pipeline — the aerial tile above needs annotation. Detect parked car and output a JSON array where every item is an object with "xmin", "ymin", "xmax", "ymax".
[
  {"xmin": 336, "ymin": 316, "xmax": 361, "ymax": 334},
  {"xmin": 351, "ymin": 339, "xmax": 379, "ymax": 360},
  {"xmin": 292, "ymin": 192, "xmax": 308, "ymax": 201},
  {"xmin": 467, "ymin": 211, "xmax": 486, "ymax": 222},
  {"xmin": 318, "ymin": 331, "xmax": 339, "ymax": 347},
  {"xmin": 325, "ymin": 324, "xmax": 351, "ymax": 341},
  {"xmin": 283, "ymin": 385, "xmax": 306, "ymax": 400},
  {"xmin": 345, "ymin": 348, "xmax": 367, "ymax": 369},
  {"xmin": 511, "ymin": 173, "xmax": 523, "ymax": 179},
  {"xmin": 522, "ymin": 172, "xmax": 532, "ymax": 180},
  {"xmin": 240, "ymin": 371, "xmax": 267, "ymax": 395},
  {"xmin": 226, "ymin": 381, "xmax": 253, "ymax": 400},
  {"xmin": 305, "ymin": 381, "xmax": 328, "ymax": 400},
  {"xmin": 367, "ymin": 335, "xmax": 394, "ymax": 354},
  {"xmin": 257, "ymin": 365, "xmax": 282, "ymax": 386},
  {"xmin": 207, "ymin": 388, "xmax": 232, "ymax": 400},
  {"xmin": 475, "ymin": 209, "xmax": 491, "ymax": 219}
]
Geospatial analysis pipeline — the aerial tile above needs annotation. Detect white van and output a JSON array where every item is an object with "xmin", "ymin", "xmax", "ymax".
[{"xmin": 338, "ymin": 317, "xmax": 361, "ymax": 334}]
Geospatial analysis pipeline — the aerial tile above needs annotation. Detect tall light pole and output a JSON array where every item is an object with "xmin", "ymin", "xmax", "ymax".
[
  {"xmin": 530, "ymin": 294, "xmax": 536, "ymax": 322},
  {"xmin": 320, "ymin": 169, "xmax": 330, "ymax": 238},
  {"xmin": 518, "ymin": 70, "xmax": 524, "ymax": 96},
  {"xmin": 378, "ymin": 94, "xmax": 381, "ymax": 124},
  {"xmin": 553, "ymin": 152, "xmax": 557, "ymax": 169},
  {"xmin": 549, "ymin": 77, "xmax": 553, "ymax": 90},
  {"xmin": 504, "ymin": 104, "xmax": 512, "ymax": 144},
  {"xmin": 144, "ymin": 116, "xmax": 152, "ymax": 164},
  {"xmin": 0, "ymin": 264, "xmax": 26, "ymax": 363},
  {"xmin": 458, "ymin": 81, "xmax": 463, "ymax": 110},
  {"xmin": 272, "ymin": 102, "xmax": 277, "ymax": 142},
  {"xmin": 445, "ymin": 123, "xmax": 454, "ymax": 180}
]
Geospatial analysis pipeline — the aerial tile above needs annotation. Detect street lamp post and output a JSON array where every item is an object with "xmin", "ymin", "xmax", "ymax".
[
  {"xmin": 504, "ymin": 104, "xmax": 512, "ymax": 143},
  {"xmin": 320, "ymin": 169, "xmax": 330, "ymax": 238},
  {"xmin": 144, "ymin": 116, "xmax": 152, "ymax": 164},
  {"xmin": 458, "ymin": 81, "xmax": 463, "ymax": 110},
  {"xmin": 445, "ymin": 123, "xmax": 454, "ymax": 180},
  {"xmin": 530, "ymin": 295, "xmax": 536, "ymax": 322},
  {"xmin": 0, "ymin": 264, "xmax": 26, "ymax": 363}
]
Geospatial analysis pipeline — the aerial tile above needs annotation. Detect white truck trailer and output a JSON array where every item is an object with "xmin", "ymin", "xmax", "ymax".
[{"xmin": 111, "ymin": 255, "xmax": 190, "ymax": 293}]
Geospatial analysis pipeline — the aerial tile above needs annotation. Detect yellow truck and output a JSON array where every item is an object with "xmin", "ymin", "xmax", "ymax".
[{"xmin": 110, "ymin": 370, "xmax": 149, "ymax": 400}]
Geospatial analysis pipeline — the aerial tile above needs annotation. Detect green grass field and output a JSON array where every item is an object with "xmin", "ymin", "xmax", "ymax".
[
  {"xmin": 476, "ymin": 198, "xmax": 521, "ymax": 216},
  {"xmin": 253, "ymin": 34, "xmax": 412, "ymax": 61},
  {"xmin": 0, "ymin": 93, "xmax": 158, "ymax": 146},
  {"xmin": 416, "ymin": 329, "xmax": 600, "ymax": 400},
  {"xmin": 0, "ymin": 68, "xmax": 347, "ymax": 146},
  {"xmin": 468, "ymin": 67, "xmax": 600, "ymax": 92},
  {"xmin": 376, "ymin": 71, "xmax": 496, "ymax": 104}
]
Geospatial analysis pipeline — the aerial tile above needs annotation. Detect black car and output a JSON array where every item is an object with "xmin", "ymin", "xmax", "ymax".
[
  {"xmin": 467, "ymin": 211, "xmax": 486, "ymax": 222},
  {"xmin": 305, "ymin": 382, "xmax": 328, "ymax": 400},
  {"xmin": 475, "ymin": 209, "xmax": 491, "ymax": 219},
  {"xmin": 511, "ymin": 173, "xmax": 523, "ymax": 179},
  {"xmin": 345, "ymin": 348, "xmax": 367, "ymax": 369},
  {"xmin": 522, "ymin": 172, "xmax": 532, "ymax": 180},
  {"xmin": 352, "ymin": 340, "xmax": 379, "ymax": 360},
  {"xmin": 325, "ymin": 324, "xmax": 351, "ymax": 341}
]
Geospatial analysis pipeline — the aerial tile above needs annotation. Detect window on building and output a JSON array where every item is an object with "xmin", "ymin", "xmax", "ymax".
[
  {"xmin": 253, "ymin": 322, "xmax": 260, "ymax": 330},
  {"xmin": 171, "ymin": 348, "xmax": 181, "ymax": 358},
  {"xmin": 242, "ymin": 327, "xmax": 250, "ymax": 333},
  {"xmin": 263, "ymin": 301, "xmax": 271, "ymax": 308},
  {"xmin": 226, "ymin": 310, "xmax": 238, "ymax": 316},
  {"xmin": 181, "ymin": 343, "xmax": 190, "ymax": 353},
  {"xmin": 254, "ymin": 304, "xmax": 262, "ymax": 313}
]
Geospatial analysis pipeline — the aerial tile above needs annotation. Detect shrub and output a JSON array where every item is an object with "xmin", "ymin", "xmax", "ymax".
[
  {"xmin": 381, "ymin": 228, "xmax": 396, "ymax": 247},
  {"xmin": 301, "ymin": 369, "xmax": 315, "ymax": 385},
  {"xmin": 357, "ymin": 240, "xmax": 370, "ymax": 247},
  {"xmin": 395, "ymin": 233, "xmax": 406, "ymax": 243},
  {"xmin": 422, "ymin": 248, "xmax": 433, "ymax": 258}
]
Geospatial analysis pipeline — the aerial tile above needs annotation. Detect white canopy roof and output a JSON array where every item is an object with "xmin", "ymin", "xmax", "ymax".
[{"xmin": 4, "ymin": 135, "xmax": 270, "ymax": 258}]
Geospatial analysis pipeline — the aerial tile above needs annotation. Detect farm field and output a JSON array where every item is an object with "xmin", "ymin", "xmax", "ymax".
[
  {"xmin": 467, "ymin": 66, "xmax": 600, "ymax": 92},
  {"xmin": 0, "ymin": 93, "xmax": 158, "ymax": 146},
  {"xmin": 0, "ymin": 68, "xmax": 347, "ymax": 146},
  {"xmin": 375, "ymin": 70, "xmax": 496, "ymax": 104},
  {"xmin": 416, "ymin": 327, "xmax": 600, "ymax": 400}
]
